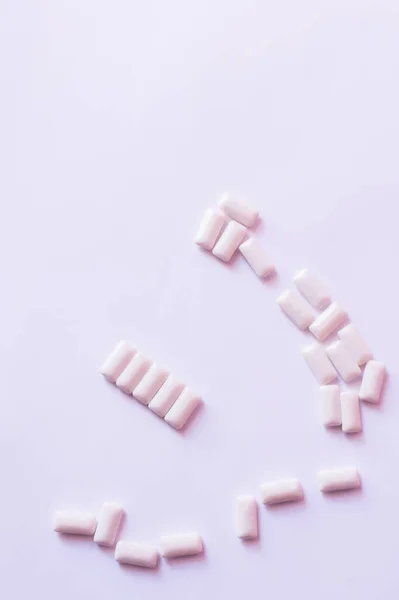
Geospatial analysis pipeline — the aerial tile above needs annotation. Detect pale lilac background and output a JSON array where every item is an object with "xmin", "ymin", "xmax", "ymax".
[{"xmin": 1, "ymin": 0, "xmax": 399, "ymax": 597}]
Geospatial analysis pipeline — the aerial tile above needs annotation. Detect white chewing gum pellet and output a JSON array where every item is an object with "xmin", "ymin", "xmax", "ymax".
[
  {"xmin": 160, "ymin": 533, "xmax": 203, "ymax": 558},
  {"xmin": 338, "ymin": 324, "xmax": 373, "ymax": 366},
  {"xmin": 133, "ymin": 364, "xmax": 169, "ymax": 405},
  {"xmin": 293, "ymin": 268, "xmax": 331, "ymax": 310},
  {"xmin": 326, "ymin": 340, "xmax": 362, "ymax": 383},
  {"xmin": 94, "ymin": 502, "xmax": 124, "ymax": 547},
  {"xmin": 53, "ymin": 511, "xmax": 97, "ymax": 536},
  {"xmin": 319, "ymin": 385, "xmax": 341, "ymax": 427},
  {"xmin": 194, "ymin": 209, "xmax": 226, "ymax": 251},
  {"xmin": 309, "ymin": 301, "xmax": 347, "ymax": 341},
  {"xmin": 277, "ymin": 290, "xmax": 315, "ymax": 330},
  {"xmin": 235, "ymin": 495, "xmax": 258, "ymax": 539},
  {"xmin": 218, "ymin": 192, "xmax": 258, "ymax": 227},
  {"xmin": 302, "ymin": 343, "xmax": 337, "ymax": 385},
  {"xmin": 341, "ymin": 391, "xmax": 362, "ymax": 433},
  {"xmin": 212, "ymin": 220, "xmax": 247, "ymax": 262},
  {"xmin": 115, "ymin": 541, "xmax": 159, "ymax": 568},
  {"xmin": 100, "ymin": 341, "xmax": 136, "ymax": 383},
  {"xmin": 260, "ymin": 478, "xmax": 303, "ymax": 505},
  {"xmin": 239, "ymin": 237, "xmax": 275, "ymax": 278},
  {"xmin": 116, "ymin": 353, "xmax": 152, "ymax": 394},
  {"xmin": 318, "ymin": 467, "xmax": 361, "ymax": 492},
  {"xmin": 359, "ymin": 360, "xmax": 386, "ymax": 404},
  {"xmin": 148, "ymin": 376, "xmax": 185, "ymax": 418},
  {"xmin": 164, "ymin": 387, "xmax": 201, "ymax": 430}
]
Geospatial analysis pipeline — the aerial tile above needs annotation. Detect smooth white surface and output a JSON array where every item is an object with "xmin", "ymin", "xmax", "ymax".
[
  {"xmin": 359, "ymin": 360, "xmax": 386, "ymax": 403},
  {"xmin": 260, "ymin": 478, "xmax": 303, "ymax": 504},
  {"xmin": 116, "ymin": 353, "xmax": 153, "ymax": 394},
  {"xmin": 239, "ymin": 237, "xmax": 275, "ymax": 278},
  {"xmin": 235, "ymin": 495, "xmax": 258, "ymax": 539},
  {"xmin": 294, "ymin": 268, "xmax": 331, "ymax": 310},
  {"xmin": 318, "ymin": 468, "xmax": 361, "ymax": 493},
  {"xmin": 212, "ymin": 220, "xmax": 247, "ymax": 262},
  {"xmin": 148, "ymin": 376, "xmax": 185, "ymax": 418},
  {"xmin": 53, "ymin": 511, "xmax": 97, "ymax": 536},
  {"xmin": 133, "ymin": 364, "xmax": 169, "ymax": 405},
  {"xmin": 160, "ymin": 533, "xmax": 203, "ymax": 558},
  {"xmin": 164, "ymin": 387, "xmax": 201, "ymax": 429},
  {"xmin": 302, "ymin": 342, "xmax": 338, "ymax": 385},
  {"xmin": 338, "ymin": 324, "xmax": 373, "ymax": 365},
  {"xmin": 115, "ymin": 541, "xmax": 159, "ymax": 568},
  {"xmin": 277, "ymin": 289, "xmax": 315, "ymax": 330},
  {"xmin": 219, "ymin": 192, "xmax": 258, "ymax": 227},
  {"xmin": 326, "ymin": 340, "xmax": 362, "ymax": 383},
  {"xmin": 94, "ymin": 502, "xmax": 124, "ymax": 547},
  {"xmin": 100, "ymin": 341, "xmax": 136, "ymax": 383},
  {"xmin": 309, "ymin": 301, "xmax": 347, "ymax": 341},
  {"xmin": 3, "ymin": 2, "xmax": 399, "ymax": 598},
  {"xmin": 319, "ymin": 385, "xmax": 341, "ymax": 427},
  {"xmin": 341, "ymin": 392, "xmax": 362, "ymax": 434},
  {"xmin": 194, "ymin": 209, "xmax": 226, "ymax": 251}
]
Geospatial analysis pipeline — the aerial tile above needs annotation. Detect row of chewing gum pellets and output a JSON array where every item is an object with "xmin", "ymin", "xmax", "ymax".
[
  {"xmin": 53, "ymin": 471, "xmax": 360, "ymax": 558},
  {"xmin": 277, "ymin": 268, "xmax": 386, "ymax": 432},
  {"xmin": 53, "ymin": 503, "xmax": 203, "ymax": 568},
  {"xmin": 100, "ymin": 341, "xmax": 202, "ymax": 431},
  {"xmin": 53, "ymin": 471, "xmax": 360, "ymax": 559}
]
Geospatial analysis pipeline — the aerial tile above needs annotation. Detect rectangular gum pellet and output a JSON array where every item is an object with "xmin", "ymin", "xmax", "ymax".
[
  {"xmin": 341, "ymin": 391, "xmax": 362, "ymax": 433},
  {"xmin": 133, "ymin": 364, "xmax": 169, "ymax": 405},
  {"xmin": 277, "ymin": 290, "xmax": 315, "ymax": 330},
  {"xmin": 94, "ymin": 502, "xmax": 124, "ymax": 547},
  {"xmin": 302, "ymin": 343, "xmax": 338, "ymax": 385},
  {"xmin": 218, "ymin": 192, "xmax": 258, "ymax": 227},
  {"xmin": 337, "ymin": 324, "xmax": 373, "ymax": 366},
  {"xmin": 260, "ymin": 478, "xmax": 303, "ymax": 505},
  {"xmin": 115, "ymin": 541, "xmax": 159, "ymax": 568},
  {"xmin": 160, "ymin": 533, "xmax": 203, "ymax": 558},
  {"xmin": 318, "ymin": 467, "xmax": 361, "ymax": 492},
  {"xmin": 239, "ymin": 237, "xmax": 275, "ymax": 278},
  {"xmin": 194, "ymin": 209, "xmax": 226, "ymax": 251},
  {"xmin": 53, "ymin": 511, "xmax": 97, "ymax": 536},
  {"xmin": 164, "ymin": 387, "xmax": 201, "ymax": 430},
  {"xmin": 115, "ymin": 353, "xmax": 152, "ymax": 394},
  {"xmin": 326, "ymin": 340, "xmax": 362, "ymax": 383},
  {"xmin": 359, "ymin": 360, "xmax": 386, "ymax": 403},
  {"xmin": 212, "ymin": 220, "xmax": 247, "ymax": 262},
  {"xmin": 319, "ymin": 385, "xmax": 341, "ymax": 427},
  {"xmin": 293, "ymin": 268, "xmax": 331, "ymax": 310},
  {"xmin": 309, "ymin": 301, "xmax": 347, "ymax": 341},
  {"xmin": 148, "ymin": 376, "xmax": 185, "ymax": 418},
  {"xmin": 235, "ymin": 495, "xmax": 258, "ymax": 539},
  {"xmin": 100, "ymin": 341, "xmax": 136, "ymax": 383}
]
